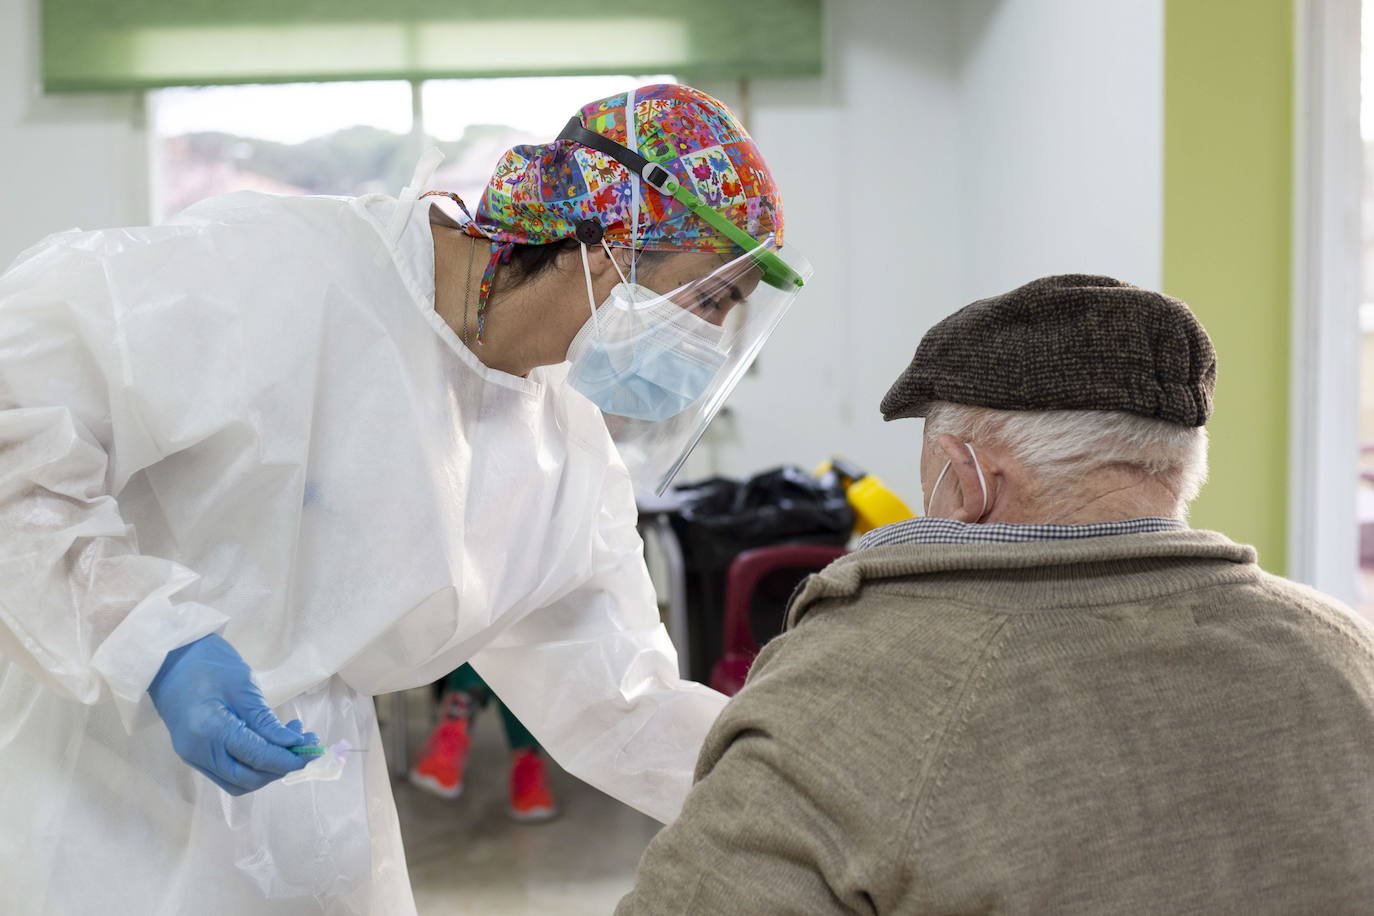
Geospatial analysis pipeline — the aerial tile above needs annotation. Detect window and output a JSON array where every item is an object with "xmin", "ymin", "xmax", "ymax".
[{"xmin": 151, "ymin": 75, "xmax": 674, "ymax": 223}]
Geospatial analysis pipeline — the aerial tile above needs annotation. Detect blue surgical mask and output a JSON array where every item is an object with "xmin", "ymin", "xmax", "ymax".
[{"xmin": 566, "ymin": 282, "xmax": 727, "ymax": 422}]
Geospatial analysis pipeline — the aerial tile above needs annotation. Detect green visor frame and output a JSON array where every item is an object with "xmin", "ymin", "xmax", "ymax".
[{"xmin": 557, "ymin": 117, "xmax": 805, "ymax": 290}]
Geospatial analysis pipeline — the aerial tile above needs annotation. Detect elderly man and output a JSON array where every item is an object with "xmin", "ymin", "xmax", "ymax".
[{"xmin": 618, "ymin": 275, "xmax": 1374, "ymax": 914}]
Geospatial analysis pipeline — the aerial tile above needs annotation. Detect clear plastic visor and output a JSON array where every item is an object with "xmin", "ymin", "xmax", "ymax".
[{"xmin": 569, "ymin": 236, "xmax": 813, "ymax": 495}]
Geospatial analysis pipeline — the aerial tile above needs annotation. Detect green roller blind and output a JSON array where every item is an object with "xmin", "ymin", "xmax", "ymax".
[{"xmin": 41, "ymin": 0, "xmax": 823, "ymax": 91}]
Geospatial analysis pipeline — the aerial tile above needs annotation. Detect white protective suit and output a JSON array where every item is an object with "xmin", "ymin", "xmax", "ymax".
[{"xmin": 0, "ymin": 186, "xmax": 728, "ymax": 915}]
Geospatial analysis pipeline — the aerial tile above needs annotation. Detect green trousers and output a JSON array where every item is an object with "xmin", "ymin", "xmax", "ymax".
[{"xmin": 443, "ymin": 663, "xmax": 539, "ymax": 752}]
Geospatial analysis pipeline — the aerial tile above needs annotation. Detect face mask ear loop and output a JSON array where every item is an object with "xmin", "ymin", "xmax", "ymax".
[
  {"xmin": 925, "ymin": 460, "xmax": 952, "ymax": 517},
  {"xmin": 925, "ymin": 443, "xmax": 990, "ymax": 519},
  {"xmin": 601, "ymin": 238, "xmax": 630, "ymax": 287},
  {"xmin": 630, "ymin": 209, "xmax": 640, "ymax": 285},
  {"xmin": 625, "ymin": 87, "xmax": 641, "ymax": 286},
  {"xmin": 579, "ymin": 241, "xmax": 600, "ymax": 337},
  {"xmin": 965, "ymin": 443, "xmax": 990, "ymax": 519}
]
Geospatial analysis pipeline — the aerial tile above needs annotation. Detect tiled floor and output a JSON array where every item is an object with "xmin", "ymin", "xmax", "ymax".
[{"xmin": 387, "ymin": 689, "xmax": 660, "ymax": 916}]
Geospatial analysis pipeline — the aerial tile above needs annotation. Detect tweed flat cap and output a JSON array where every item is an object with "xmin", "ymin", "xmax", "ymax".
[{"xmin": 881, "ymin": 274, "xmax": 1216, "ymax": 426}]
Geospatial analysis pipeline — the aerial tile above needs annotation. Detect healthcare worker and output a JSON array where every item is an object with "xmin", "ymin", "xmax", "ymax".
[{"xmin": 0, "ymin": 83, "xmax": 811, "ymax": 915}]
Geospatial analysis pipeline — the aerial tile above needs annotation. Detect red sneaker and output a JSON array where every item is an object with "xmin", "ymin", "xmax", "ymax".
[
  {"xmin": 409, "ymin": 702, "xmax": 471, "ymax": 799},
  {"xmin": 508, "ymin": 748, "xmax": 558, "ymax": 822}
]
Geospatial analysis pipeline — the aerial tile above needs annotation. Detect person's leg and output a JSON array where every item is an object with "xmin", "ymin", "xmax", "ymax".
[
  {"xmin": 444, "ymin": 663, "xmax": 492, "ymax": 704},
  {"xmin": 500, "ymin": 701, "xmax": 558, "ymax": 822},
  {"xmin": 409, "ymin": 665, "xmax": 485, "ymax": 798},
  {"xmin": 497, "ymin": 702, "xmax": 538, "ymax": 752}
]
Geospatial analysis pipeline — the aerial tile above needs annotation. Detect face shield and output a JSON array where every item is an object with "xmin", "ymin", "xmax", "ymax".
[
  {"xmin": 567, "ymin": 235, "xmax": 813, "ymax": 495},
  {"xmin": 556, "ymin": 115, "xmax": 812, "ymax": 495}
]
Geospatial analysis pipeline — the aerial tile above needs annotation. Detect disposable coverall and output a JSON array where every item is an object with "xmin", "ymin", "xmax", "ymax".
[{"xmin": 0, "ymin": 188, "xmax": 727, "ymax": 915}]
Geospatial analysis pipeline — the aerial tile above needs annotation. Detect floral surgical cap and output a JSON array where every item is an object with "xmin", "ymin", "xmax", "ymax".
[{"xmin": 421, "ymin": 83, "xmax": 784, "ymax": 337}]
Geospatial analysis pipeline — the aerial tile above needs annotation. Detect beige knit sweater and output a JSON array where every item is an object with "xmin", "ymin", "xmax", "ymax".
[{"xmin": 618, "ymin": 530, "xmax": 1374, "ymax": 914}]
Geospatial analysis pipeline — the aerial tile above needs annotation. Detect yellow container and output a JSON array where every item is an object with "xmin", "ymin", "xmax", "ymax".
[
  {"xmin": 846, "ymin": 474, "xmax": 915, "ymax": 534},
  {"xmin": 817, "ymin": 459, "xmax": 916, "ymax": 535}
]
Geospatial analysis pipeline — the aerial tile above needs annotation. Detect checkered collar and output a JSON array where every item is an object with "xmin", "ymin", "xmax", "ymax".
[{"xmin": 857, "ymin": 517, "xmax": 1187, "ymax": 550}]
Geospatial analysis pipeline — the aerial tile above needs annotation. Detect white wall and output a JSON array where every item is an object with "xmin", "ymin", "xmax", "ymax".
[
  {"xmin": 690, "ymin": 0, "xmax": 963, "ymax": 499},
  {"xmin": 956, "ymin": 0, "xmax": 1164, "ymax": 299},
  {"xmin": 700, "ymin": 0, "xmax": 1164, "ymax": 508},
  {"xmin": 0, "ymin": 0, "xmax": 150, "ymax": 270}
]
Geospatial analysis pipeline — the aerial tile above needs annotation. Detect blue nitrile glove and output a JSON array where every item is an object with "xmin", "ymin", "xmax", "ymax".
[{"xmin": 148, "ymin": 633, "xmax": 316, "ymax": 796}]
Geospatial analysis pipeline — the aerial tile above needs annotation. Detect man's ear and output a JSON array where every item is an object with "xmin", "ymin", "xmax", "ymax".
[{"xmin": 936, "ymin": 434, "xmax": 988, "ymax": 523}]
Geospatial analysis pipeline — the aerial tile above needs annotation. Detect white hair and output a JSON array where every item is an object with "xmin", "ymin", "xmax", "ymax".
[{"xmin": 922, "ymin": 402, "xmax": 1209, "ymax": 517}]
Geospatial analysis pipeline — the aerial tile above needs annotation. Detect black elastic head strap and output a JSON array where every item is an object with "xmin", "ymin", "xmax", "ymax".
[{"xmin": 557, "ymin": 116, "xmax": 677, "ymax": 194}]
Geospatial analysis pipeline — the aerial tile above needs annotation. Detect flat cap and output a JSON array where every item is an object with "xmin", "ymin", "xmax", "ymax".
[{"xmin": 881, "ymin": 274, "xmax": 1216, "ymax": 427}]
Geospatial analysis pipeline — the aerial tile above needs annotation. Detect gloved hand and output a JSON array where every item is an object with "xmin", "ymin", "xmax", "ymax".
[{"xmin": 148, "ymin": 633, "xmax": 319, "ymax": 796}]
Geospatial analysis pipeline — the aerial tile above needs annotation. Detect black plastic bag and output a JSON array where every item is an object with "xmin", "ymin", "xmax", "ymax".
[
  {"xmin": 670, "ymin": 466, "xmax": 853, "ymax": 565},
  {"xmin": 665, "ymin": 466, "xmax": 853, "ymax": 679}
]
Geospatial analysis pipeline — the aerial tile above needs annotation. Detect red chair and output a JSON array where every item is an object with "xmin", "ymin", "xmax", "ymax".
[{"xmin": 708, "ymin": 544, "xmax": 848, "ymax": 696}]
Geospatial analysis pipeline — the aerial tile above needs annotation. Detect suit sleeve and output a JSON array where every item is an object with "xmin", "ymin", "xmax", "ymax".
[
  {"xmin": 0, "ymin": 235, "xmax": 227, "ymax": 731},
  {"xmin": 467, "ymin": 473, "xmax": 728, "ymax": 825}
]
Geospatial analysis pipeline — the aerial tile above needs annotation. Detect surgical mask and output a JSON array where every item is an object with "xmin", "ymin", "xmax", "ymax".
[
  {"xmin": 924, "ymin": 442, "xmax": 990, "ymax": 519},
  {"xmin": 566, "ymin": 241, "xmax": 728, "ymax": 422}
]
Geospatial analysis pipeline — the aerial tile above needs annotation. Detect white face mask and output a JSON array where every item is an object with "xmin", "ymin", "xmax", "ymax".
[
  {"xmin": 924, "ymin": 441, "xmax": 990, "ymax": 519},
  {"xmin": 565, "ymin": 242, "xmax": 727, "ymax": 422}
]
